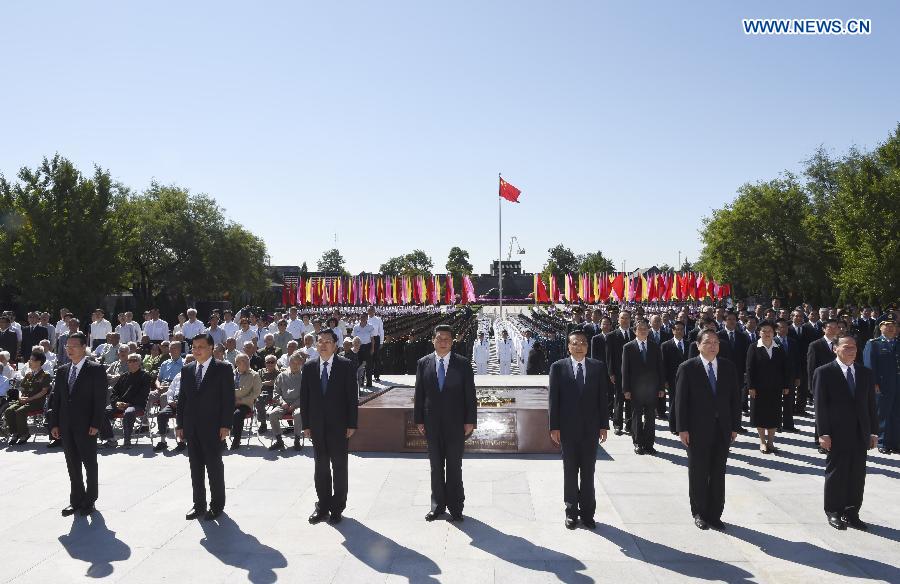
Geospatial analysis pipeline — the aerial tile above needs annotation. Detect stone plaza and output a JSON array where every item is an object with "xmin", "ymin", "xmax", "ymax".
[{"xmin": 2, "ymin": 410, "xmax": 899, "ymax": 584}]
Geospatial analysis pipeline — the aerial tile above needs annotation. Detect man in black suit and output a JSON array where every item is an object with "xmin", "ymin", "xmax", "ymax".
[
  {"xmin": 788, "ymin": 309, "xmax": 813, "ymax": 415},
  {"xmin": 48, "ymin": 332, "xmax": 105, "ymax": 517},
  {"xmin": 775, "ymin": 319, "xmax": 802, "ymax": 431},
  {"xmin": 662, "ymin": 322, "xmax": 689, "ymax": 434},
  {"xmin": 175, "ymin": 333, "xmax": 234, "ymax": 521},
  {"xmin": 583, "ymin": 308, "xmax": 603, "ymax": 340},
  {"xmin": 19, "ymin": 311, "xmax": 48, "ymax": 362},
  {"xmin": 549, "ymin": 329, "xmax": 609, "ymax": 529},
  {"xmin": 622, "ymin": 320, "xmax": 665, "ymax": 455},
  {"xmin": 300, "ymin": 329, "xmax": 358, "ymax": 525},
  {"xmin": 809, "ymin": 319, "xmax": 840, "ymax": 450},
  {"xmin": 814, "ymin": 335, "xmax": 879, "ymax": 530},
  {"xmin": 649, "ymin": 314, "xmax": 672, "ymax": 418},
  {"xmin": 605, "ymin": 311, "xmax": 632, "ymax": 435},
  {"xmin": 674, "ymin": 329, "xmax": 742, "ymax": 531},
  {"xmin": 414, "ymin": 324, "xmax": 477, "ymax": 522}
]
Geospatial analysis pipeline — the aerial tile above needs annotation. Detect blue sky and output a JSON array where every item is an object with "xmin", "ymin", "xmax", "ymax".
[{"xmin": 2, "ymin": 1, "xmax": 897, "ymax": 274}]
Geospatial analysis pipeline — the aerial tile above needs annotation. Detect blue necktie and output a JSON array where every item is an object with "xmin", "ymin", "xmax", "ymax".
[
  {"xmin": 196, "ymin": 364, "xmax": 203, "ymax": 387},
  {"xmin": 640, "ymin": 342, "xmax": 646, "ymax": 362},
  {"xmin": 438, "ymin": 358, "xmax": 446, "ymax": 391},
  {"xmin": 321, "ymin": 361, "xmax": 329, "ymax": 395},
  {"xmin": 677, "ymin": 340, "xmax": 684, "ymax": 355},
  {"xmin": 68, "ymin": 364, "xmax": 77, "ymax": 395},
  {"xmin": 707, "ymin": 362, "xmax": 717, "ymax": 396},
  {"xmin": 576, "ymin": 362, "xmax": 585, "ymax": 394},
  {"xmin": 846, "ymin": 367, "xmax": 855, "ymax": 397}
]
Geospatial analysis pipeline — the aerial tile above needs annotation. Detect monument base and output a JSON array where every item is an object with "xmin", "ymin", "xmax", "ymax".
[{"xmin": 350, "ymin": 375, "xmax": 558, "ymax": 454}]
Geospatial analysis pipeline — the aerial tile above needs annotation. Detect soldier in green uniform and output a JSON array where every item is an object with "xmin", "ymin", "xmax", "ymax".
[{"xmin": 4, "ymin": 350, "xmax": 51, "ymax": 445}]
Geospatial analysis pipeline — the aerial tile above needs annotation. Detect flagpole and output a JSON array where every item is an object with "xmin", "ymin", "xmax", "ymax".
[{"xmin": 498, "ymin": 173, "xmax": 503, "ymax": 321}]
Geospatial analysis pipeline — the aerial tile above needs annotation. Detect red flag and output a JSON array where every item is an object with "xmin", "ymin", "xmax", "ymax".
[
  {"xmin": 499, "ymin": 177, "xmax": 521, "ymax": 203},
  {"xmin": 549, "ymin": 274, "xmax": 560, "ymax": 303},
  {"xmin": 611, "ymin": 273, "xmax": 625, "ymax": 302},
  {"xmin": 696, "ymin": 273, "xmax": 707, "ymax": 299},
  {"xmin": 535, "ymin": 275, "xmax": 550, "ymax": 303},
  {"xmin": 647, "ymin": 276, "xmax": 658, "ymax": 302}
]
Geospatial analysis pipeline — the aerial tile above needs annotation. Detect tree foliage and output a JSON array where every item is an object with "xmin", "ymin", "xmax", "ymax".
[
  {"xmin": 577, "ymin": 250, "xmax": 615, "ymax": 274},
  {"xmin": 317, "ymin": 248, "xmax": 349, "ymax": 274},
  {"xmin": 379, "ymin": 250, "xmax": 434, "ymax": 276},
  {"xmin": 445, "ymin": 246, "xmax": 473, "ymax": 275}
]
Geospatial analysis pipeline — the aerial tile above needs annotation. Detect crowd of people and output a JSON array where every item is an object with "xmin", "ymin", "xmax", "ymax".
[{"xmin": 0, "ymin": 304, "xmax": 477, "ymax": 451}]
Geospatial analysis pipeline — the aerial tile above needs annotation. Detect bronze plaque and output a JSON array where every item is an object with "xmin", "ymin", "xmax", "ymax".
[{"xmin": 404, "ymin": 410, "xmax": 518, "ymax": 452}]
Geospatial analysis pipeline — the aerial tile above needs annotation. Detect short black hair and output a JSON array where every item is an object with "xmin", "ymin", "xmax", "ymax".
[
  {"xmin": 758, "ymin": 320, "xmax": 776, "ymax": 333},
  {"xmin": 835, "ymin": 333, "xmax": 857, "ymax": 347},
  {"xmin": 318, "ymin": 329, "xmax": 339, "ymax": 343},
  {"xmin": 823, "ymin": 318, "xmax": 839, "ymax": 326},
  {"xmin": 433, "ymin": 324, "xmax": 453, "ymax": 338},
  {"xmin": 67, "ymin": 331, "xmax": 88, "ymax": 346},
  {"xmin": 697, "ymin": 329, "xmax": 719, "ymax": 344},
  {"xmin": 30, "ymin": 350, "xmax": 46, "ymax": 365},
  {"xmin": 192, "ymin": 333, "xmax": 215, "ymax": 347},
  {"xmin": 567, "ymin": 329, "xmax": 590, "ymax": 344}
]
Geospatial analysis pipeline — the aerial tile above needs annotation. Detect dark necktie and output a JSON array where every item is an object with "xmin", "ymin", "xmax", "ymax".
[
  {"xmin": 677, "ymin": 340, "xmax": 684, "ymax": 355},
  {"xmin": 707, "ymin": 362, "xmax": 717, "ymax": 396},
  {"xmin": 68, "ymin": 364, "xmax": 77, "ymax": 395},
  {"xmin": 195, "ymin": 363, "xmax": 203, "ymax": 386},
  {"xmin": 846, "ymin": 367, "xmax": 855, "ymax": 397},
  {"xmin": 729, "ymin": 331, "xmax": 735, "ymax": 348},
  {"xmin": 640, "ymin": 342, "xmax": 646, "ymax": 362},
  {"xmin": 576, "ymin": 362, "xmax": 585, "ymax": 394},
  {"xmin": 321, "ymin": 361, "xmax": 329, "ymax": 395},
  {"xmin": 438, "ymin": 358, "xmax": 446, "ymax": 391}
]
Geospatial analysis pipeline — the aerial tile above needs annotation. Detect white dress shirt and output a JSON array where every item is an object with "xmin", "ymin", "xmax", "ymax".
[
  {"xmin": 195, "ymin": 357, "xmax": 213, "ymax": 384},
  {"xmin": 569, "ymin": 355, "xmax": 586, "ymax": 377},
  {"xmin": 757, "ymin": 338, "xmax": 774, "ymax": 358},
  {"xmin": 699, "ymin": 355, "xmax": 718, "ymax": 379},
  {"xmin": 434, "ymin": 352, "xmax": 451, "ymax": 376},
  {"xmin": 89, "ymin": 319, "xmax": 112, "ymax": 344},
  {"xmin": 181, "ymin": 319, "xmax": 204, "ymax": 340},
  {"xmin": 143, "ymin": 319, "xmax": 170, "ymax": 341}
]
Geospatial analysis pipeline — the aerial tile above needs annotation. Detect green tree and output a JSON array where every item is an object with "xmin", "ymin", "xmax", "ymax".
[
  {"xmin": 379, "ymin": 250, "xmax": 434, "ymax": 276},
  {"xmin": 658, "ymin": 263, "xmax": 673, "ymax": 273},
  {"xmin": 445, "ymin": 246, "xmax": 473, "ymax": 275},
  {"xmin": 0, "ymin": 155, "xmax": 129, "ymax": 316},
  {"xmin": 299, "ymin": 261, "xmax": 309, "ymax": 277},
  {"xmin": 317, "ymin": 248, "xmax": 348, "ymax": 274},
  {"xmin": 577, "ymin": 250, "xmax": 615, "ymax": 273},
  {"xmin": 826, "ymin": 126, "xmax": 900, "ymax": 304},
  {"xmin": 541, "ymin": 244, "xmax": 579, "ymax": 281}
]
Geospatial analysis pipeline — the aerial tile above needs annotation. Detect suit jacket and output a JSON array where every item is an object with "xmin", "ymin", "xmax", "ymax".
[
  {"xmin": 605, "ymin": 329, "xmax": 631, "ymax": 382},
  {"xmin": 775, "ymin": 336, "xmax": 801, "ymax": 380},
  {"xmin": 0, "ymin": 329, "xmax": 17, "ymax": 358},
  {"xmin": 47, "ymin": 360, "xmax": 106, "ymax": 432},
  {"xmin": 300, "ymin": 355, "xmax": 359, "ymax": 437},
  {"xmin": 661, "ymin": 337, "xmax": 689, "ymax": 390},
  {"xmin": 583, "ymin": 323, "xmax": 603, "ymax": 340},
  {"xmin": 414, "ymin": 353, "xmax": 477, "ymax": 432},
  {"xmin": 855, "ymin": 318, "xmax": 876, "ymax": 342},
  {"xmin": 807, "ymin": 337, "xmax": 837, "ymax": 388},
  {"xmin": 621, "ymin": 339, "xmax": 665, "ymax": 403},
  {"xmin": 175, "ymin": 359, "xmax": 234, "ymax": 437},
  {"xmin": 746, "ymin": 343, "xmax": 791, "ymax": 391},
  {"xmin": 648, "ymin": 328, "xmax": 672, "ymax": 346},
  {"xmin": 787, "ymin": 324, "xmax": 813, "ymax": 367},
  {"xmin": 814, "ymin": 361, "xmax": 878, "ymax": 451},
  {"xmin": 717, "ymin": 329, "xmax": 749, "ymax": 379},
  {"xmin": 20, "ymin": 324, "xmax": 48, "ymax": 359},
  {"xmin": 548, "ymin": 357, "xmax": 610, "ymax": 439},
  {"xmin": 674, "ymin": 357, "xmax": 742, "ymax": 444},
  {"xmin": 590, "ymin": 333, "xmax": 606, "ymax": 363}
]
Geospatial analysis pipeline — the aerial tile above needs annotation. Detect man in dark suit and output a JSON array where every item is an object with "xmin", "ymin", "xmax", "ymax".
[
  {"xmin": 855, "ymin": 308, "xmax": 876, "ymax": 342},
  {"xmin": 549, "ymin": 329, "xmax": 609, "ymax": 529},
  {"xmin": 300, "ymin": 329, "xmax": 358, "ymax": 525},
  {"xmin": 48, "ymin": 332, "xmax": 105, "ymax": 517},
  {"xmin": 175, "ymin": 333, "xmax": 234, "ymax": 521},
  {"xmin": 622, "ymin": 320, "xmax": 665, "ymax": 454},
  {"xmin": 789, "ymin": 309, "xmax": 813, "ymax": 415},
  {"xmin": 815, "ymin": 335, "xmax": 879, "ymax": 530},
  {"xmin": 648, "ymin": 315, "xmax": 673, "ymax": 418},
  {"xmin": 583, "ymin": 309, "xmax": 603, "ymax": 341},
  {"xmin": 414, "ymin": 324, "xmax": 477, "ymax": 522},
  {"xmin": 718, "ymin": 312, "xmax": 749, "ymax": 425},
  {"xmin": 605, "ymin": 311, "xmax": 632, "ymax": 435},
  {"xmin": 674, "ymin": 329, "xmax": 742, "ymax": 531},
  {"xmin": 809, "ymin": 320, "xmax": 840, "ymax": 450},
  {"xmin": 662, "ymin": 322, "xmax": 689, "ymax": 434},
  {"xmin": 775, "ymin": 319, "xmax": 802, "ymax": 431},
  {"xmin": 19, "ymin": 311, "xmax": 48, "ymax": 362}
]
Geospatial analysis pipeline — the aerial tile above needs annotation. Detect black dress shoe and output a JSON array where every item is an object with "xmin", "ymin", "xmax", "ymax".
[
  {"xmin": 581, "ymin": 517, "xmax": 597, "ymax": 529},
  {"xmin": 229, "ymin": 441, "xmax": 241, "ymax": 451},
  {"xmin": 707, "ymin": 518, "xmax": 725, "ymax": 530},
  {"xmin": 449, "ymin": 512, "xmax": 464, "ymax": 522},
  {"xmin": 425, "ymin": 510, "xmax": 446, "ymax": 522},
  {"xmin": 61, "ymin": 505, "xmax": 79, "ymax": 517},
  {"xmin": 153, "ymin": 441, "xmax": 168, "ymax": 452},
  {"xmin": 258, "ymin": 425, "xmax": 268, "ymax": 435},
  {"xmin": 634, "ymin": 446, "xmax": 644, "ymax": 455},
  {"xmin": 204, "ymin": 509, "xmax": 223, "ymax": 521},
  {"xmin": 79, "ymin": 504, "xmax": 95, "ymax": 516},
  {"xmin": 614, "ymin": 428, "xmax": 624, "ymax": 436},
  {"xmin": 827, "ymin": 513, "xmax": 847, "ymax": 530},
  {"xmin": 565, "ymin": 517, "xmax": 578, "ymax": 530},
  {"xmin": 186, "ymin": 507, "xmax": 206, "ymax": 520},
  {"xmin": 328, "ymin": 513, "xmax": 343, "ymax": 525},
  {"xmin": 268, "ymin": 439, "xmax": 285, "ymax": 451},
  {"xmin": 818, "ymin": 447, "xmax": 829, "ymax": 454},
  {"xmin": 878, "ymin": 448, "xmax": 890, "ymax": 454},
  {"xmin": 645, "ymin": 447, "xmax": 657, "ymax": 455},
  {"xmin": 7, "ymin": 437, "xmax": 19, "ymax": 446},
  {"xmin": 694, "ymin": 515, "xmax": 708, "ymax": 530},
  {"xmin": 175, "ymin": 442, "xmax": 187, "ymax": 452},
  {"xmin": 308, "ymin": 509, "xmax": 329, "ymax": 524},
  {"xmin": 842, "ymin": 515, "xmax": 868, "ymax": 530},
  {"xmin": 293, "ymin": 438, "xmax": 302, "ymax": 451},
  {"xmin": 46, "ymin": 439, "xmax": 61, "ymax": 448}
]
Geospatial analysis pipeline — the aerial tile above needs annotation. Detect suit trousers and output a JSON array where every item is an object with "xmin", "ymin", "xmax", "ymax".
[
  {"xmin": 781, "ymin": 388, "xmax": 795, "ymax": 429},
  {"xmin": 231, "ymin": 404, "xmax": 252, "ymax": 442},
  {"xmin": 313, "ymin": 431, "xmax": 349, "ymax": 514},
  {"xmin": 561, "ymin": 434, "xmax": 599, "ymax": 519},
  {"xmin": 613, "ymin": 380, "xmax": 632, "ymax": 430},
  {"xmin": 631, "ymin": 399, "xmax": 656, "ymax": 448},
  {"xmin": 358, "ymin": 343, "xmax": 373, "ymax": 386},
  {"xmin": 62, "ymin": 426, "xmax": 98, "ymax": 507},
  {"xmin": 187, "ymin": 428, "xmax": 226, "ymax": 512},
  {"xmin": 426, "ymin": 425, "xmax": 465, "ymax": 514},
  {"xmin": 687, "ymin": 431, "xmax": 730, "ymax": 521},
  {"xmin": 372, "ymin": 336, "xmax": 382, "ymax": 379},
  {"xmin": 668, "ymin": 387, "xmax": 679, "ymax": 433},
  {"xmin": 824, "ymin": 446, "xmax": 867, "ymax": 514}
]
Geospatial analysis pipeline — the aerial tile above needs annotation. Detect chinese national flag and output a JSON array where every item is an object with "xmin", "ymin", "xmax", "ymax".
[{"xmin": 499, "ymin": 177, "xmax": 521, "ymax": 203}]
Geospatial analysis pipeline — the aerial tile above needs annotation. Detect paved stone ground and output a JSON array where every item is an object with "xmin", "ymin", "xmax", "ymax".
[{"xmin": 2, "ymin": 415, "xmax": 899, "ymax": 583}]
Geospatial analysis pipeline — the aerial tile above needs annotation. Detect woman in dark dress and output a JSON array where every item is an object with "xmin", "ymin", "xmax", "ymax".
[{"xmin": 746, "ymin": 320, "xmax": 792, "ymax": 453}]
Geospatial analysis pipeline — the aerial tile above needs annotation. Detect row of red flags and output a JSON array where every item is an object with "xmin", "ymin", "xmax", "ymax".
[
  {"xmin": 281, "ymin": 275, "xmax": 477, "ymax": 306},
  {"xmin": 534, "ymin": 272, "xmax": 732, "ymax": 303}
]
